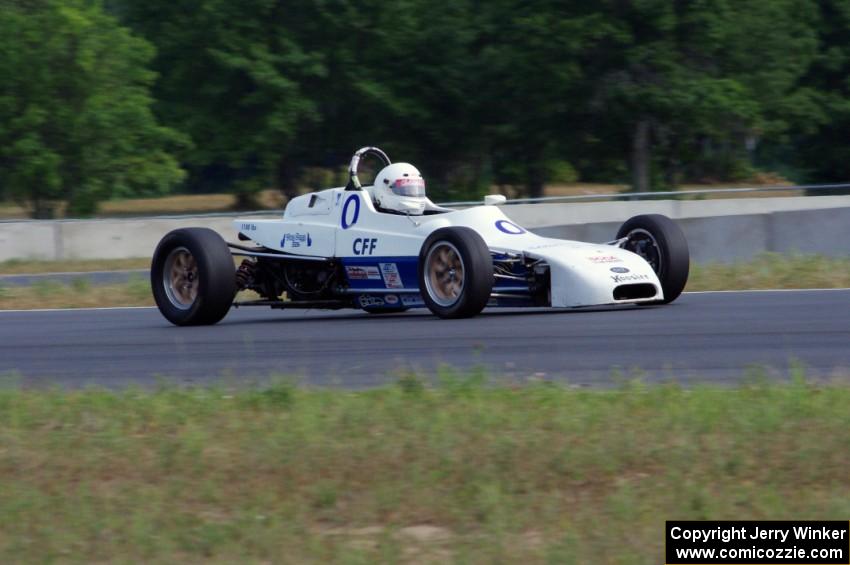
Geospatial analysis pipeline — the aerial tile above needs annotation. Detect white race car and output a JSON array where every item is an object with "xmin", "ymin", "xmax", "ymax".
[{"xmin": 151, "ymin": 147, "xmax": 689, "ymax": 325}]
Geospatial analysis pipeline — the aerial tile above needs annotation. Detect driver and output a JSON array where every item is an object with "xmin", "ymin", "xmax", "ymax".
[{"xmin": 369, "ymin": 163, "xmax": 428, "ymax": 215}]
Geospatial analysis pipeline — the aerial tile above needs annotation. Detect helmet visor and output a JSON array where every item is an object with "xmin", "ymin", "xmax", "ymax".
[{"xmin": 391, "ymin": 178, "xmax": 426, "ymax": 197}]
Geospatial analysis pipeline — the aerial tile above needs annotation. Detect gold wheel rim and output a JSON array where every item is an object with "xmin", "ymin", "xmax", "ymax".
[
  {"xmin": 163, "ymin": 247, "xmax": 199, "ymax": 310},
  {"xmin": 424, "ymin": 242, "xmax": 464, "ymax": 307}
]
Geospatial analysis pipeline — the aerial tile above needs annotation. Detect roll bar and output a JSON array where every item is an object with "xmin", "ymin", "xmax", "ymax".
[{"xmin": 345, "ymin": 146, "xmax": 391, "ymax": 191}]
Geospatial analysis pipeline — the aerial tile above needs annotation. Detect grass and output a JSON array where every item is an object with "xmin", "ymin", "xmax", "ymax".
[
  {"xmin": 0, "ymin": 376, "xmax": 848, "ymax": 563},
  {"xmin": 0, "ymin": 257, "xmax": 150, "ymax": 275},
  {"xmin": 0, "ymin": 277, "xmax": 260, "ymax": 310},
  {"xmin": 0, "ymin": 253, "xmax": 847, "ymax": 310},
  {"xmin": 687, "ymin": 253, "xmax": 850, "ymax": 291},
  {"xmin": 0, "ymin": 277, "xmax": 153, "ymax": 309}
]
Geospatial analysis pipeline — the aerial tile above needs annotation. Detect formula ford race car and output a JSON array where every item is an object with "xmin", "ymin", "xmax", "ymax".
[{"xmin": 151, "ymin": 147, "xmax": 689, "ymax": 325}]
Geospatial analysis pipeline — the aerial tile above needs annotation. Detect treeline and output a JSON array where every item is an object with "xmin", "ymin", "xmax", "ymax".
[{"xmin": 2, "ymin": 0, "xmax": 849, "ymax": 216}]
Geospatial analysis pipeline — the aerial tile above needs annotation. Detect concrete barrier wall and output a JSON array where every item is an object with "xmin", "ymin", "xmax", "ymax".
[
  {"xmin": 1, "ymin": 196, "xmax": 848, "ymax": 263},
  {"xmin": 503, "ymin": 194, "xmax": 850, "ymax": 226},
  {"xmin": 0, "ymin": 216, "xmax": 257, "ymax": 262},
  {"xmin": 56, "ymin": 217, "xmax": 240, "ymax": 260}
]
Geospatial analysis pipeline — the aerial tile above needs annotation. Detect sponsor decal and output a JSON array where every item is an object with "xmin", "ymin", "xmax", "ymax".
[
  {"xmin": 346, "ymin": 266, "xmax": 382, "ymax": 280},
  {"xmin": 280, "ymin": 232, "xmax": 312, "ymax": 248},
  {"xmin": 352, "ymin": 237, "xmax": 378, "ymax": 255},
  {"xmin": 401, "ymin": 295, "xmax": 425, "ymax": 306},
  {"xmin": 379, "ymin": 262, "xmax": 404, "ymax": 289},
  {"xmin": 611, "ymin": 273, "xmax": 650, "ymax": 283},
  {"xmin": 610, "ymin": 266, "xmax": 630, "ymax": 274},
  {"xmin": 588, "ymin": 255, "xmax": 621, "ymax": 264},
  {"xmin": 341, "ymin": 194, "xmax": 360, "ymax": 229},
  {"xmin": 495, "ymin": 219, "xmax": 526, "ymax": 235},
  {"xmin": 359, "ymin": 295, "xmax": 385, "ymax": 308},
  {"xmin": 240, "ymin": 223, "xmax": 257, "ymax": 232},
  {"xmin": 384, "ymin": 294, "xmax": 399, "ymax": 305},
  {"xmin": 335, "ymin": 192, "xmax": 342, "ymax": 206}
]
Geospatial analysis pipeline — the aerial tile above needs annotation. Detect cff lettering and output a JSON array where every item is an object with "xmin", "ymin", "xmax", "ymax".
[{"xmin": 353, "ymin": 238, "xmax": 378, "ymax": 255}]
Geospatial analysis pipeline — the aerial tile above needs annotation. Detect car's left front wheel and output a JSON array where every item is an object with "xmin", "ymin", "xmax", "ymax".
[
  {"xmin": 616, "ymin": 214, "xmax": 689, "ymax": 304},
  {"xmin": 151, "ymin": 228, "xmax": 237, "ymax": 326}
]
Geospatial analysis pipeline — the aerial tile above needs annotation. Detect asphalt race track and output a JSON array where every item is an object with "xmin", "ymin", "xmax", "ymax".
[{"xmin": 1, "ymin": 290, "xmax": 848, "ymax": 388}]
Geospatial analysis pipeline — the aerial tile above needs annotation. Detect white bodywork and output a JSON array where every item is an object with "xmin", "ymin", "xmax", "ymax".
[{"xmin": 233, "ymin": 187, "xmax": 663, "ymax": 307}]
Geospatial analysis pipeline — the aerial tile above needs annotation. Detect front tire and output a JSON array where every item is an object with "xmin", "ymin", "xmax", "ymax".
[
  {"xmin": 616, "ymin": 214, "xmax": 689, "ymax": 304},
  {"xmin": 418, "ymin": 227, "xmax": 493, "ymax": 318},
  {"xmin": 151, "ymin": 228, "xmax": 237, "ymax": 325}
]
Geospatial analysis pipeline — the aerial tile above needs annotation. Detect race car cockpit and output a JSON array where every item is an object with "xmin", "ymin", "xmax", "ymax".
[{"xmin": 345, "ymin": 146, "xmax": 450, "ymax": 216}]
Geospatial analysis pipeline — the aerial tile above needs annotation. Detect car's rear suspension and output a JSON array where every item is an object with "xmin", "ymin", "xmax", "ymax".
[{"xmin": 235, "ymin": 259, "xmax": 257, "ymax": 290}]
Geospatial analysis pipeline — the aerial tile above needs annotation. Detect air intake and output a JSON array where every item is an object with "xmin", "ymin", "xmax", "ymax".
[{"xmin": 613, "ymin": 283, "xmax": 657, "ymax": 301}]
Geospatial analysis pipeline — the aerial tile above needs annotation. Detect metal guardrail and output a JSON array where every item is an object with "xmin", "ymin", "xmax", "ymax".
[
  {"xmin": 437, "ymin": 183, "xmax": 850, "ymax": 207},
  {"xmin": 2, "ymin": 183, "xmax": 849, "ymax": 223}
]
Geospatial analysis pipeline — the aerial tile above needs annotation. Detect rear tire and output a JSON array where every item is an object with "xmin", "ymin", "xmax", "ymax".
[
  {"xmin": 418, "ymin": 227, "xmax": 493, "ymax": 318},
  {"xmin": 616, "ymin": 214, "xmax": 689, "ymax": 304},
  {"xmin": 151, "ymin": 228, "xmax": 237, "ymax": 325}
]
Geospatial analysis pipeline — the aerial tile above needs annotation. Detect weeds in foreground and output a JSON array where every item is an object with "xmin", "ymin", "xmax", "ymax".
[{"xmin": 0, "ymin": 378, "xmax": 848, "ymax": 562}]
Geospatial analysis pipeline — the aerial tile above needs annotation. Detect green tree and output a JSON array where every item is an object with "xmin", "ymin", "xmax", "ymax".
[
  {"xmin": 781, "ymin": 0, "xmax": 850, "ymax": 183},
  {"xmin": 578, "ymin": 0, "xmax": 817, "ymax": 191},
  {"xmin": 116, "ymin": 0, "xmax": 490, "ymax": 203},
  {"xmin": 109, "ymin": 0, "xmax": 834, "ymax": 203},
  {"xmin": 303, "ymin": 0, "xmax": 488, "ymax": 200},
  {"xmin": 474, "ymin": 0, "xmax": 593, "ymax": 198},
  {"xmin": 115, "ymin": 0, "xmax": 325, "ymax": 205},
  {"xmin": 0, "ymin": 0, "xmax": 184, "ymax": 217}
]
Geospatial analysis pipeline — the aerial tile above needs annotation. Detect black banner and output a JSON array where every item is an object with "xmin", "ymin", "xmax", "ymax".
[{"xmin": 666, "ymin": 521, "xmax": 849, "ymax": 564}]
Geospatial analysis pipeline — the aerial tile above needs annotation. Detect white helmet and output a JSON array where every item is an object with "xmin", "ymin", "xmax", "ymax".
[{"xmin": 370, "ymin": 163, "xmax": 427, "ymax": 215}]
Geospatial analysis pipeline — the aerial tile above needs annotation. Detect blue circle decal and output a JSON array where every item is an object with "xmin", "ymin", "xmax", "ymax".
[
  {"xmin": 610, "ymin": 267, "xmax": 630, "ymax": 274},
  {"xmin": 495, "ymin": 220, "xmax": 526, "ymax": 234},
  {"xmin": 341, "ymin": 195, "xmax": 360, "ymax": 229}
]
